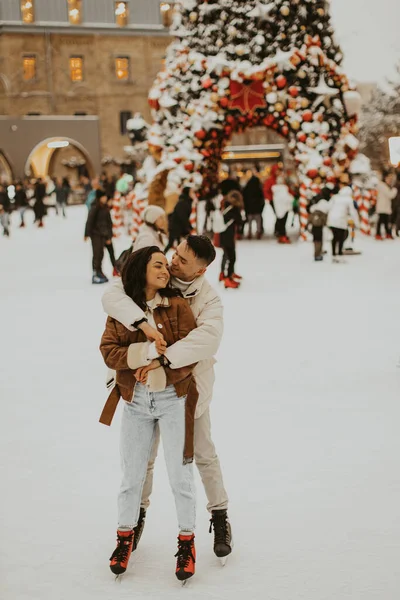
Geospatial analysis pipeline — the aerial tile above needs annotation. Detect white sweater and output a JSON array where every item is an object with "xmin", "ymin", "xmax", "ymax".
[
  {"xmin": 272, "ymin": 184, "xmax": 293, "ymax": 218},
  {"xmin": 376, "ymin": 181, "xmax": 397, "ymax": 215},
  {"xmin": 327, "ymin": 187, "xmax": 360, "ymax": 230}
]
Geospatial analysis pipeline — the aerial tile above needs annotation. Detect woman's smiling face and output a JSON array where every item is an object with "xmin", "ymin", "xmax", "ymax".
[{"xmin": 146, "ymin": 252, "xmax": 170, "ymax": 290}]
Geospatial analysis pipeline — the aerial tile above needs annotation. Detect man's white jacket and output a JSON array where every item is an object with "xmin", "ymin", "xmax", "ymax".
[{"xmin": 101, "ymin": 275, "xmax": 223, "ymax": 418}]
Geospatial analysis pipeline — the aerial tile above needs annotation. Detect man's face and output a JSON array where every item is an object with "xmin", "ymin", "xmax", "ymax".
[{"xmin": 169, "ymin": 241, "xmax": 206, "ymax": 282}]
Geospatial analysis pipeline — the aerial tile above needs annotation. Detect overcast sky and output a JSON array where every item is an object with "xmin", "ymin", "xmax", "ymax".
[{"xmin": 330, "ymin": 0, "xmax": 399, "ymax": 84}]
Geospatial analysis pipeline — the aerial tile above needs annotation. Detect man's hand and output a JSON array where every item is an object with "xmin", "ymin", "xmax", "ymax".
[
  {"xmin": 139, "ymin": 322, "xmax": 167, "ymax": 354},
  {"xmin": 135, "ymin": 360, "xmax": 161, "ymax": 384}
]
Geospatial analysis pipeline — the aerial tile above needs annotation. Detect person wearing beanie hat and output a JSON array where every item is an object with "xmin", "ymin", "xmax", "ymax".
[{"xmin": 133, "ymin": 205, "xmax": 168, "ymax": 252}]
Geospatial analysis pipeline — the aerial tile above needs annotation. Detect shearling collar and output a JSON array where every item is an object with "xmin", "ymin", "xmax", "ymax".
[{"xmin": 146, "ymin": 293, "xmax": 170, "ymax": 311}]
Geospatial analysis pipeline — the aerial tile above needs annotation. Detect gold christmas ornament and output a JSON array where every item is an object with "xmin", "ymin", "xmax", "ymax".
[
  {"xmin": 317, "ymin": 8, "xmax": 325, "ymax": 16},
  {"xmin": 291, "ymin": 120, "xmax": 300, "ymax": 130},
  {"xmin": 210, "ymin": 92, "xmax": 219, "ymax": 103},
  {"xmin": 280, "ymin": 5, "xmax": 290, "ymax": 16},
  {"xmin": 275, "ymin": 102, "xmax": 284, "ymax": 112},
  {"xmin": 298, "ymin": 70, "xmax": 307, "ymax": 79},
  {"xmin": 189, "ymin": 11, "xmax": 197, "ymax": 22},
  {"xmin": 301, "ymin": 98, "xmax": 310, "ymax": 108}
]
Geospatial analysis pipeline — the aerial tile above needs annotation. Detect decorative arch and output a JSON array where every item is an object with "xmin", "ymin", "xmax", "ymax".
[{"xmin": 25, "ymin": 137, "xmax": 95, "ymax": 179}]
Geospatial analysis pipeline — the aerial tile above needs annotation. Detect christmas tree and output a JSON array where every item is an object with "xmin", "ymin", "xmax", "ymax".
[{"xmin": 148, "ymin": 0, "xmax": 362, "ymax": 236}]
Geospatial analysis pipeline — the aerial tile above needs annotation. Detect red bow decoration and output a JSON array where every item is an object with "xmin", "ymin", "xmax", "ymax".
[{"xmin": 228, "ymin": 80, "xmax": 267, "ymax": 114}]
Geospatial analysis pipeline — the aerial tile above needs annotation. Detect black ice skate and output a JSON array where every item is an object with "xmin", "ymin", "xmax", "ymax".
[
  {"xmin": 209, "ymin": 509, "xmax": 232, "ymax": 566},
  {"xmin": 132, "ymin": 507, "xmax": 146, "ymax": 551}
]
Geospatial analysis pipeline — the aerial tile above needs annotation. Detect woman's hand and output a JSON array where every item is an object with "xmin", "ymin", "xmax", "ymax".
[
  {"xmin": 135, "ymin": 360, "xmax": 160, "ymax": 384},
  {"xmin": 139, "ymin": 323, "xmax": 167, "ymax": 354}
]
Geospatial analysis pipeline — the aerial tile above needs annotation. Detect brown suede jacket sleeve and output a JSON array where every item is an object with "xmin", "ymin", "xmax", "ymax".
[{"xmin": 100, "ymin": 317, "xmax": 131, "ymax": 370}]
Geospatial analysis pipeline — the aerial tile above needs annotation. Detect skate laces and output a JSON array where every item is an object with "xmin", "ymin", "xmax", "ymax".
[
  {"xmin": 175, "ymin": 537, "xmax": 195, "ymax": 569},
  {"xmin": 110, "ymin": 531, "xmax": 133, "ymax": 563},
  {"xmin": 209, "ymin": 512, "xmax": 229, "ymax": 545}
]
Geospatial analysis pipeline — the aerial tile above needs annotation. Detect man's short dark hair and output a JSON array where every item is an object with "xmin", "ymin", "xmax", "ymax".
[{"xmin": 186, "ymin": 235, "xmax": 216, "ymax": 266}]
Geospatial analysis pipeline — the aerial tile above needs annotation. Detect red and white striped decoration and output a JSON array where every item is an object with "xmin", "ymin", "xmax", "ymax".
[
  {"xmin": 130, "ymin": 192, "xmax": 148, "ymax": 240},
  {"xmin": 111, "ymin": 192, "xmax": 124, "ymax": 238},
  {"xmin": 189, "ymin": 198, "xmax": 198, "ymax": 233},
  {"xmin": 353, "ymin": 184, "xmax": 373, "ymax": 236},
  {"xmin": 299, "ymin": 182, "xmax": 309, "ymax": 240}
]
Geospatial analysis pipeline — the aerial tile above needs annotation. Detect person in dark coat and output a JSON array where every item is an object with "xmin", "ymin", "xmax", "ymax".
[
  {"xmin": 14, "ymin": 182, "xmax": 29, "ymax": 227},
  {"xmin": 0, "ymin": 184, "xmax": 11, "ymax": 237},
  {"xmin": 219, "ymin": 190, "xmax": 245, "ymax": 289},
  {"xmin": 165, "ymin": 187, "xmax": 193, "ymax": 253},
  {"xmin": 54, "ymin": 177, "xmax": 70, "ymax": 218},
  {"xmin": 84, "ymin": 189, "xmax": 114, "ymax": 284},
  {"xmin": 243, "ymin": 171, "xmax": 265, "ymax": 239},
  {"xmin": 33, "ymin": 178, "xmax": 47, "ymax": 228}
]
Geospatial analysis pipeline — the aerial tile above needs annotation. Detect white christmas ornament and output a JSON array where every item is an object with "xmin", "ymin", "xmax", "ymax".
[
  {"xmin": 247, "ymin": 2, "xmax": 275, "ymax": 19},
  {"xmin": 271, "ymin": 48, "xmax": 295, "ymax": 71},
  {"xmin": 307, "ymin": 74, "xmax": 339, "ymax": 108}
]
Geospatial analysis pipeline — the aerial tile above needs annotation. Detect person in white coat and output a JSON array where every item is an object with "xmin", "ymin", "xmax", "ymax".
[
  {"xmin": 133, "ymin": 205, "xmax": 168, "ymax": 251},
  {"xmin": 327, "ymin": 182, "xmax": 359, "ymax": 263},
  {"xmin": 272, "ymin": 177, "xmax": 294, "ymax": 244},
  {"xmin": 101, "ymin": 235, "xmax": 233, "ymax": 562},
  {"xmin": 375, "ymin": 172, "xmax": 397, "ymax": 240}
]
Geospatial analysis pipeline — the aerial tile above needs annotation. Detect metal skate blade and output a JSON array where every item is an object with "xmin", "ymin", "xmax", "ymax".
[
  {"xmin": 181, "ymin": 579, "xmax": 190, "ymax": 587},
  {"xmin": 115, "ymin": 574, "xmax": 124, "ymax": 583},
  {"xmin": 219, "ymin": 557, "xmax": 228, "ymax": 567}
]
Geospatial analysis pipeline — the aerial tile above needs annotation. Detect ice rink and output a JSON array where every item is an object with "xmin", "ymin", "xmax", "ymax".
[{"xmin": 1, "ymin": 205, "xmax": 399, "ymax": 600}]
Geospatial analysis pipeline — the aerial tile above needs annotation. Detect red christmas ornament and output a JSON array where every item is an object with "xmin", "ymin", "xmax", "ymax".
[
  {"xmin": 288, "ymin": 86, "xmax": 299, "ymax": 97},
  {"xmin": 226, "ymin": 115, "xmax": 235, "ymax": 124},
  {"xmin": 307, "ymin": 168, "xmax": 318, "ymax": 179},
  {"xmin": 184, "ymin": 163, "xmax": 194, "ymax": 172},
  {"xmin": 297, "ymin": 133, "xmax": 307, "ymax": 143},
  {"xmin": 228, "ymin": 79, "xmax": 267, "ymax": 113},
  {"xmin": 276, "ymin": 75, "xmax": 287, "ymax": 89},
  {"xmin": 263, "ymin": 114, "xmax": 275, "ymax": 126},
  {"xmin": 194, "ymin": 129, "xmax": 206, "ymax": 140},
  {"xmin": 148, "ymin": 98, "xmax": 160, "ymax": 110},
  {"xmin": 323, "ymin": 157, "xmax": 332, "ymax": 166},
  {"xmin": 173, "ymin": 157, "xmax": 183, "ymax": 164},
  {"xmin": 302, "ymin": 110, "xmax": 313, "ymax": 122},
  {"xmin": 202, "ymin": 78, "xmax": 213, "ymax": 89},
  {"xmin": 219, "ymin": 97, "xmax": 229, "ymax": 108},
  {"xmin": 211, "ymin": 130, "xmax": 218, "ymax": 139},
  {"xmin": 281, "ymin": 125, "xmax": 289, "ymax": 136},
  {"xmin": 224, "ymin": 126, "xmax": 232, "ymax": 135}
]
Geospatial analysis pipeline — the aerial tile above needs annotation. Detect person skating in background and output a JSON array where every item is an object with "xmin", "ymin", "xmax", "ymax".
[
  {"xmin": 14, "ymin": 182, "xmax": 29, "ymax": 228},
  {"xmin": 134, "ymin": 205, "xmax": 168, "ymax": 252},
  {"xmin": 0, "ymin": 184, "xmax": 11, "ymax": 237},
  {"xmin": 102, "ymin": 236, "xmax": 232, "ymax": 566},
  {"xmin": 100, "ymin": 247, "xmax": 199, "ymax": 582},
  {"xmin": 33, "ymin": 178, "xmax": 47, "ymax": 228},
  {"xmin": 308, "ymin": 192, "xmax": 330, "ymax": 262},
  {"xmin": 219, "ymin": 189, "xmax": 245, "ymax": 289},
  {"xmin": 85, "ymin": 189, "xmax": 113, "ymax": 284},
  {"xmin": 165, "ymin": 187, "xmax": 194, "ymax": 253},
  {"xmin": 327, "ymin": 179, "xmax": 359, "ymax": 263},
  {"xmin": 375, "ymin": 171, "xmax": 397, "ymax": 240},
  {"xmin": 243, "ymin": 168, "xmax": 265, "ymax": 240},
  {"xmin": 54, "ymin": 177, "xmax": 70, "ymax": 218},
  {"xmin": 271, "ymin": 176, "xmax": 294, "ymax": 244}
]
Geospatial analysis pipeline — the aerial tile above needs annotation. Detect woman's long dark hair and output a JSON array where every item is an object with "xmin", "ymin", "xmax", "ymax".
[{"xmin": 121, "ymin": 246, "xmax": 181, "ymax": 311}]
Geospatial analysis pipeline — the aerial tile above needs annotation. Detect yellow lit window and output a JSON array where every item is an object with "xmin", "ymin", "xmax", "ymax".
[
  {"xmin": 23, "ymin": 56, "xmax": 36, "ymax": 81},
  {"xmin": 115, "ymin": 2, "xmax": 128, "ymax": 27},
  {"xmin": 160, "ymin": 2, "xmax": 174, "ymax": 28},
  {"xmin": 70, "ymin": 56, "xmax": 83, "ymax": 82},
  {"xmin": 68, "ymin": 0, "xmax": 82, "ymax": 25},
  {"xmin": 115, "ymin": 57, "xmax": 129, "ymax": 81},
  {"xmin": 21, "ymin": 1, "xmax": 34, "ymax": 23}
]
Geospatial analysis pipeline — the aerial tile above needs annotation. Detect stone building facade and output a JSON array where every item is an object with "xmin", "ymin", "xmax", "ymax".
[{"xmin": 0, "ymin": 0, "xmax": 172, "ymax": 178}]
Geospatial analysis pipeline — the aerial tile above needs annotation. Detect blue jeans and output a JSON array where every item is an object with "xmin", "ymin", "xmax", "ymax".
[{"xmin": 118, "ymin": 384, "xmax": 196, "ymax": 532}]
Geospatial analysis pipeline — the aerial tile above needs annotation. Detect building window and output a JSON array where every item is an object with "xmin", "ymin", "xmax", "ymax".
[
  {"xmin": 74, "ymin": 111, "xmax": 87, "ymax": 116},
  {"xmin": 21, "ymin": 1, "xmax": 35, "ymax": 23},
  {"xmin": 115, "ymin": 57, "xmax": 130, "ymax": 81},
  {"xmin": 23, "ymin": 56, "xmax": 36, "ymax": 81},
  {"xmin": 115, "ymin": 2, "xmax": 128, "ymax": 27},
  {"xmin": 68, "ymin": 0, "xmax": 82, "ymax": 25},
  {"xmin": 70, "ymin": 56, "xmax": 84, "ymax": 82},
  {"xmin": 120, "ymin": 111, "xmax": 132, "ymax": 135},
  {"xmin": 160, "ymin": 2, "xmax": 174, "ymax": 27}
]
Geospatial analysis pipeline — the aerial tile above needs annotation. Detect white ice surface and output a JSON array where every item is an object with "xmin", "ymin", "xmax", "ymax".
[{"xmin": 1, "ymin": 206, "xmax": 399, "ymax": 600}]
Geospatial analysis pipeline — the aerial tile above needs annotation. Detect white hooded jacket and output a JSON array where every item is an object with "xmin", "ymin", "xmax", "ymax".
[
  {"xmin": 133, "ymin": 223, "xmax": 167, "ymax": 252},
  {"xmin": 101, "ymin": 275, "xmax": 223, "ymax": 418},
  {"xmin": 327, "ymin": 187, "xmax": 360, "ymax": 230}
]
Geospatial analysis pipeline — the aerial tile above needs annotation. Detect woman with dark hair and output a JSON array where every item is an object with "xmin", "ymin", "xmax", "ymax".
[{"xmin": 99, "ymin": 246, "xmax": 199, "ymax": 582}]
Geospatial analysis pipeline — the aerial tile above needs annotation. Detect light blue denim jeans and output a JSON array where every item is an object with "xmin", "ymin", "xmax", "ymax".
[{"xmin": 118, "ymin": 383, "xmax": 196, "ymax": 532}]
